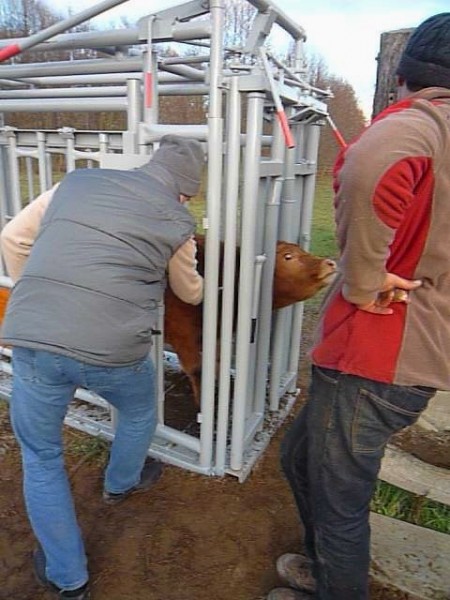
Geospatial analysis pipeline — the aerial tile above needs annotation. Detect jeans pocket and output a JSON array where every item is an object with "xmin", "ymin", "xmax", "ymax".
[
  {"xmin": 351, "ymin": 386, "xmax": 432, "ymax": 454},
  {"xmin": 12, "ymin": 348, "xmax": 37, "ymax": 383},
  {"xmin": 313, "ymin": 365, "xmax": 340, "ymax": 385}
]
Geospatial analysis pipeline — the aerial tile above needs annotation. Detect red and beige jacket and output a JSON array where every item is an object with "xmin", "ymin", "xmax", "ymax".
[{"xmin": 312, "ymin": 87, "xmax": 450, "ymax": 390}]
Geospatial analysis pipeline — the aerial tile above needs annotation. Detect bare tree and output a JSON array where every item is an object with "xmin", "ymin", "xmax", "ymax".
[{"xmin": 224, "ymin": 0, "xmax": 256, "ymax": 49}]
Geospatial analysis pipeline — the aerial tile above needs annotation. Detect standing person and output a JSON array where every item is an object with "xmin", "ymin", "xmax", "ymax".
[
  {"xmin": 268, "ymin": 13, "xmax": 450, "ymax": 600},
  {"xmin": 1, "ymin": 135, "xmax": 205, "ymax": 600}
]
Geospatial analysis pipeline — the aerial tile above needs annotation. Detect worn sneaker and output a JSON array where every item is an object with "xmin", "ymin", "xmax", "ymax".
[
  {"xmin": 267, "ymin": 587, "xmax": 313, "ymax": 600},
  {"xmin": 276, "ymin": 553, "xmax": 316, "ymax": 594},
  {"xmin": 33, "ymin": 546, "xmax": 90, "ymax": 599},
  {"xmin": 103, "ymin": 458, "xmax": 164, "ymax": 505}
]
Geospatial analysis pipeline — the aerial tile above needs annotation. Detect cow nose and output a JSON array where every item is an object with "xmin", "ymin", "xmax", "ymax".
[{"xmin": 325, "ymin": 259, "xmax": 337, "ymax": 269}]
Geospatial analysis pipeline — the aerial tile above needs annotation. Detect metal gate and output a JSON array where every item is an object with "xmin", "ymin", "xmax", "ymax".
[{"xmin": 0, "ymin": 0, "xmax": 329, "ymax": 480}]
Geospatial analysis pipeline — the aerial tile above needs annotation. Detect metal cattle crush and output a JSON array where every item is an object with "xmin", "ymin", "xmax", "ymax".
[{"xmin": 0, "ymin": 0, "xmax": 330, "ymax": 480}]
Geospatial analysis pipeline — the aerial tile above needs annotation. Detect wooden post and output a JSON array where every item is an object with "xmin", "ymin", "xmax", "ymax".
[{"xmin": 373, "ymin": 28, "xmax": 412, "ymax": 118}]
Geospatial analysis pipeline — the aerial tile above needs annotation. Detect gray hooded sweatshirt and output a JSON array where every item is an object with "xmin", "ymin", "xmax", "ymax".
[{"xmin": 1, "ymin": 136, "xmax": 204, "ymax": 366}]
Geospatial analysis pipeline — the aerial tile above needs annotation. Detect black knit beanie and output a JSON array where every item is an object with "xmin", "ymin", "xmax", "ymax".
[
  {"xmin": 396, "ymin": 12, "xmax": 450, "ymax": 88},
  {"xmin": 151, "ymin": 135, "xmax": 205, "ymax": 197}
]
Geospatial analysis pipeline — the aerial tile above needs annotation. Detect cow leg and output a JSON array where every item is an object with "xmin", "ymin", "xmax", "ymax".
[{"xmin": 170, "ymin": 339, "xmax": 202, "ymax": 406}]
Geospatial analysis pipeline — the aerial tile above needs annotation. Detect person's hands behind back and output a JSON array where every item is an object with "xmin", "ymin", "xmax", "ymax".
[{"xmin": 356, "ymin": 273, "xmax": 422, "ymax": 315}]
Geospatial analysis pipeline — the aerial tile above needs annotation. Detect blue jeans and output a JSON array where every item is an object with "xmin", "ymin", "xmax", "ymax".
[
  {"xmin": 10, "ymin": 347, "xmax": 156, "ymax": 591},
  {"xmin": 280, "ymin": 365, "xmax": 435, "ymax": 600}
]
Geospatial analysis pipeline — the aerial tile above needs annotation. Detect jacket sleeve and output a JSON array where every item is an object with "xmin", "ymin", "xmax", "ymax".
[
  {"xmin": 334, "ymin": 100, "xmax": 444, "ymax": 306},
  {"xmin": 0, "ymin": 185, "xmax": 57, "ymax": 283},
  {"xmin": 168, "ymin": 236, "xmax": 204, "ymax": 305}
]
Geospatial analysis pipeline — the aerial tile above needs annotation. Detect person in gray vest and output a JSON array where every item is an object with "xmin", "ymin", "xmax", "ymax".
[{"xmin": 0, "ymin": 135, "xmax": 205, "ymax": 600}]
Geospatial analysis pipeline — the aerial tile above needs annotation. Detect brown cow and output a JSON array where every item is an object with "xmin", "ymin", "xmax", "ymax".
[
  {"xmin": 164, "ymin": 235, "xmax": 336, "ymax": 403},
  {"xmin": 0, "ymin": 235, "xmax": 337, "ymax": 404}
]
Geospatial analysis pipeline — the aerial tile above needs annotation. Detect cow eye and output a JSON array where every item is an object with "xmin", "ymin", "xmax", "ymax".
[{"xmin": 284, "ymin": 253, "xmax": 293, "ymax": 260}]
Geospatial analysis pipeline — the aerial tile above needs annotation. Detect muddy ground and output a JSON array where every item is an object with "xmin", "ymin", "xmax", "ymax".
[{"xmin": 0, "ymin": 300, "xmax": 448, "ymax": 600}]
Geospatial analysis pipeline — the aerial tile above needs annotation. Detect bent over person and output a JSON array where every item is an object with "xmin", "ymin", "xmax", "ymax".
[
  {"xmin": 269, "ymin": 13, "xmax": 450, "ymax": 600},
  {"xmin": 0, "ymin": 135, "xmax": 205, "ymax": 600}
]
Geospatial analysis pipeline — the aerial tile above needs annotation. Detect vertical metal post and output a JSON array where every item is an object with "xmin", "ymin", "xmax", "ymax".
[
  {"xmin": 6, "ymin": 130, "xmax": 22, "ymax": 215},
  {"xmin": 0, "ymin": 144, "xmax": 10, "ymax": 230},
  {"xmin": 143, "ymin": 17, "xmax": 158, "ymax": 126},
  {"xmin": 286, "ymin": 123, "xmax": 321, "ymax": 390},
  {"xmin": 199, "ymin": 0, "xmax": 224, "ymax": 471},
  {"xmin": 123, "ymin": 78, "xmax": 141, "ymax": 154},
  {"xmin": 37, "ymin": 131, "xmax": 49, "ymax": 192},
  {"xmin": 253, "ymin": 117, "xmax": 285, "ymax": 414},
  {"xmin": 25, "ymin": 156, "xmax": 34, "ymax": 202},
  {"xmin": 215, "ymin": 74, "xmax": 241, "ymax": 474},
  {"xmin": 58, "ymin": 128, "xmax": 76, "ymax": 173},
  {"xmin": 269, "ymin": 117, "xmax": 309, "ymax": 409},
  {"xmin": 230, "ymin": 91, "xmax": 264, "ymax": 473}
]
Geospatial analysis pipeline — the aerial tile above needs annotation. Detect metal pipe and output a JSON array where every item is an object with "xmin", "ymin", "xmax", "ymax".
[
  {"xmin": 126, "ymin": 79, "xmax": 141, "ymax": 136},
  {"xmin": 230, "ymin": 92, "xmax": 265, "ymax": 473},
  {"xmin": 259, "ymin": 48, "xmax": 295, "ymax": 149},
  {"xmin": 199, "ymin": 0, "xmax": 224, "ymax": 471},
  {"xmin": 139, "ymin": 123, "xmax": 208, "ymax": 144},
  {"xmin": 286, "ymin": 124, "xmax": 321, "ymax": 391},
  {"xmin": 159, "ymin": 63, "xmax": 205, "ymax": 82},
  {"xmin": 0, "ymin": 29, "xmax": 140, "ymax": 53},
  {"xmin": 0, "ymin": 21, "xmax": 211, "ymax": 58},
  {"xmin": 0, "ymin": 57, "xmax": 143, "ymax": 79},
  {"xmin": 269, "ymin": 116, "xmax": 301, "ymax": 410},
  {"xmin": 6, "ymin": 132, "xmax": 22, "ymax": 215},
  {"xmin": 215, "ymin": 74, "xmax": 241, "ymax": 475},
  {"xmin": 0, "ymin": 0, "xmax": 131, "ymax": 62},
  {"xmin": 36, "ymin": 131, "xmax": 48, "ymax": 193},
  {"xmin": 0, "ymin": 98, "xmax": 128, "ymax": 112},
  {"xmin": 253, "ymin": 120, "xmax": 285, "ymax": 414},
  {"xmin": 247, "ymin": 0, "xmax": 306, "ymax": 41},
  {"xmin": 0, "ymin": 87, "xmax": 130, "ymax": 98}
]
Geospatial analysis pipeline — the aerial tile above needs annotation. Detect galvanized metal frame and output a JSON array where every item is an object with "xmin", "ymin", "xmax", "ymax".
[{"xmin": 0, "ymin": 0, "xmax": 329, "ymax": 481}]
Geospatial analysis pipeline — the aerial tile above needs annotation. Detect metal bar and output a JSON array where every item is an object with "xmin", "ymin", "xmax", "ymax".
[
  {"xmin": 6, "ymin": 132, "xmax": 22, "ymax": 215},
  {"xmin": 143, "ymin": 20, "xmax": 158, "ymax": 126},
  {"xmin": 259, "ymin": 48, "xmax": 295, "ymax": 149},
  {"xmin": 286, "ymin": 124, "xmax": 321, "ymax": 392},
  {"xmin": 215, "ymin": 74, "xmax": 241, "ymax": 475},
  {"xmin": 0, "ymin": 87, "xmax": 130, "ymax": 98},
  {"xmin": 0, "ymin": 0, "xmax": 130, "ymax": 62},
  {"xmin": 247, "ymin": 0, "xmax": 306, "ymax": 41},
  {"xmin": 268, "ymin": 115, "xmax": 301, "ymax": 410},
  {"xmin": 0, "ymin": 98, "xmax": 128, "ymax": 112},
  {"xmin": 199, "ymin": 0, "xmax": 224, "ymax": 471},
  {"xmin": 230, "ymin": 91, "xmax": 265, "ymax": 473},
  {"xmin": 253, "ymin": 118, "xmax": 285, "ymax": 415},
  {"xmin": 139, "ymin": 123, "xmax": 208, "ymax": 143},
  {"xmin": 159, "ymin": 63, "xmax": 205, "ymax": 82},
  {"xmin": 25, "ymin": 156, "xmax": 34, "ymax": 202},
  {"xmin": 0, "ymin": 57, "xmax": 143, "ymax": 79},
  {"xmin": 36, "ymin": 132, "xmax": 48, "ymax": 192}
]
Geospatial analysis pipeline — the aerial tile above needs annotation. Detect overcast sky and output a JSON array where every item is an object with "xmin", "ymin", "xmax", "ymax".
[{"xmin": 43, "ymin": 0, "xmax": 449, "ymax": 118}]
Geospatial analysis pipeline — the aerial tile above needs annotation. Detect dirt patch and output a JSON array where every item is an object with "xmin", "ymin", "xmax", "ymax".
[
  {"xmin": 392, "ymin": 427, "xmax": 450, "ymax": 470},
  {"xmin": 0, "ymin": 299, "xmax": 447, "ymax": 600}
]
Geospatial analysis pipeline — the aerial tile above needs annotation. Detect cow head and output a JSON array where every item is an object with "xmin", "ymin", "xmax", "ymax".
[{"xmin": 272, "ymin": 242, "xmax": 337, "ymax": 309}]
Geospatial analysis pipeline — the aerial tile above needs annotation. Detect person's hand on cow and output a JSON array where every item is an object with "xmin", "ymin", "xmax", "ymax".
[{"xmin": 356, "ymin": 272, "xmax": 422, "ymax": 315}]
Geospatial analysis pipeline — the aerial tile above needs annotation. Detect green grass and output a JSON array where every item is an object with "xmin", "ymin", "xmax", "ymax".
[
  {"xmin": 310, "ymin": 174, "xmax": 338, "ymax": 258},
  {"xmin": 65, "ymin": 431, "xmax": 109, "ymax": 466},
  {"xmin": 371, "ymin": 481, "xmax": 450, "ymax": 534}
]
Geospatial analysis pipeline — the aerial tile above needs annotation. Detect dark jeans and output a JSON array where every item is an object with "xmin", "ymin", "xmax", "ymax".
[{"xmin": 280, "ymin": 365, "xmax": 436, "ymax": 600}]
